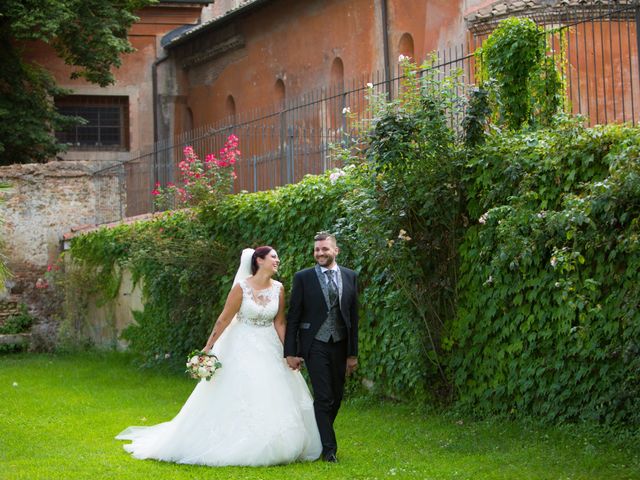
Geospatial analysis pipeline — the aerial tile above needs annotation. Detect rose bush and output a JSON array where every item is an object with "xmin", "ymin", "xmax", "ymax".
[{"xmin": 153, "ymin": 134, "xmax": 240, "ymax": 209}]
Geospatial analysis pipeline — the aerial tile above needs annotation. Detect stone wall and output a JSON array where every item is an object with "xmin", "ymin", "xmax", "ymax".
[
  {"xmin": 0, "ymin": 161, "xmax": 127, "ymax": 350},
  {"xmin": 0, "ymin": 161, "xmax": 124, "ymax": 270}
]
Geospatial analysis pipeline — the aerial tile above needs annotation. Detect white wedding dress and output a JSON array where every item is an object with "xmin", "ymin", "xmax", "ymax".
[{"xmin": 116, "ymin": 277, "xmax": 322, "ymax": 466}]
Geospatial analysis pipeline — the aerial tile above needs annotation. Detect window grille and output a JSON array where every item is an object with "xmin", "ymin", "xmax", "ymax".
[{"xmin": 55, "ymin": 96, "xmax": 129, "ymax": 151}]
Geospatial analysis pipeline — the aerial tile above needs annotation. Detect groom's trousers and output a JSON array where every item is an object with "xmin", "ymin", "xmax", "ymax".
[{"xmin": 306, "ymin": 337, "xmax": 347, "ymax": 456}]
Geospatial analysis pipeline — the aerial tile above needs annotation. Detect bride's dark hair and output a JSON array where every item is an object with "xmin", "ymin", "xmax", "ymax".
[{"xmin": 251, "ymin": 246, "xmax": 274, "ymax": 274}]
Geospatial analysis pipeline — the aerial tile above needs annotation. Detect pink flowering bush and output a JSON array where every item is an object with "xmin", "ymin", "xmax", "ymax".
[{"xmin": 153, "ymin": 134, "xmax": 240, "ymax": 209}]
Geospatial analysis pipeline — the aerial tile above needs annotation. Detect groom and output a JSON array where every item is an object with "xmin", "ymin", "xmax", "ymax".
[{"xmin": 285, "ymin": 232, "xmax": 359, "ymax": 463}]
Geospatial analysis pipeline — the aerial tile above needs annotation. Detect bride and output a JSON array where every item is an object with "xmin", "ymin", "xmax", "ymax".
[{"xmin": 116, "ymin": 247, "xmax": 322, "ymax": 466}]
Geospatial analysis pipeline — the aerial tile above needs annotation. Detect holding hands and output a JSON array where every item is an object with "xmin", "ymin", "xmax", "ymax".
[
  {"xmin": 286, "ymin": 356, "xmax": 303, "ymax": 371},
  {"xmin": 286, "ymin": 355, "xmax": 357, "ymax": 376}
]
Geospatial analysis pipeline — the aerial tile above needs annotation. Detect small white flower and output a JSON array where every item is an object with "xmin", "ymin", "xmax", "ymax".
[
  {"xmin": 398, "ymin": 54, "xmax": 408, "ymax": 62},
  {"xmin": 189, "ymin": 356, "xmax": 199, "ymax": 365},
  {"xmin": 12, "ymin": 382, "xmax": 18, "ymax": 387},
  {"xmin": 164, "ymin": 353, "xmax": 171, "ymax": 359},
  {"xmin": 329, "ymin": 169, "xmax": 346, "ymax": 184},
  {"xmin": 342, "ymin": 107, "xmax": 351, "ymax": 115},
  {"xmin": 484, "ymin": 275, "xmax": 493, "ymax": 286},
  {"xmin": 397, "ymin": 229, "xmax": 412, "ymax": 241},
  {"xmin": 197, "ymin": 366, "xmax": 209, "ymax": 377},
  {"xmin": 366, "ymin": 82, "xmax": 373, "ymax": 89},
  {"xmin": 550, "ymin": 256, "xmax": 558, "ymax": 268},
  {"xmin": 478, "ymin": 212, "xmax": 489, "ymax": 224}
]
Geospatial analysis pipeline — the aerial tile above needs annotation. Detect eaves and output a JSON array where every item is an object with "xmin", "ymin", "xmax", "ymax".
[{"xmin": 164, "ymin": 0, "xmax": 273, "ymax": 49}]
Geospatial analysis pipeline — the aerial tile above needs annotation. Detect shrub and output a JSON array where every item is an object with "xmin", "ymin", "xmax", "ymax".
[
  {"xmin": 451, "ymin": 121, "xmax": 640, "ymax": 425},
  {"xmin": 0, "ymin": 304, "xmax": 34, "ymax": 353},
  {"xmin": 0, "ymin": 304, "xmax": 33, "ymax": 334},
  {"xmin": 476, "ymin": 17, "xmax": 564, "ymax": 129}
]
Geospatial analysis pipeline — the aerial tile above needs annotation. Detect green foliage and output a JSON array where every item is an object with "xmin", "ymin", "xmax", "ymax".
[
  {"xmin": 462, "ymin": 86, "xmax": 491, "ymax": 147},
  {"xmin": 476, "ymin": 17, "xmax": 564, "ymax": 130},
  {"xmin": 452, "ymin": 121, "xmax": 640, "ymax": 425},
  {"xmin": 531, "ymin": 54, "xmax": 565, "ymax": 126},
  {"xmin": 0, "ymin": 304, "xmax": 34, "ymax": 334},
  {"xmin": 0, "ymin": 304, "xmax": 34, "ymax": 353},
  {"xmin": 480, "ymin": 17, "xmax": 543, "ymax": 128},
  {"xmin": 331, "ymin": 58, "xmax": 467, "ymax": 400},
  {"xmin": 0, "ymin": 0, "xmax": 154, "ymax": 165},
  {"xmin": 69, "ymin": 210, "xmax": 227, "ymax": 366},
  {"xmin": 0, "ymin": 52, "xmax": 76, "ymax": 164}
]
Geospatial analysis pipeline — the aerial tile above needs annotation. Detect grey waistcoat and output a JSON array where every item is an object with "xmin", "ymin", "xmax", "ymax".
[{"xmin": 314, "ymin": 266, "xmax": 346, "ymax": 342}]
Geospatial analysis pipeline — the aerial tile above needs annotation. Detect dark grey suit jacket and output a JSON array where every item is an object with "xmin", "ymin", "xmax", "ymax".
[{"xmin": 284, "ymin": 265, "xmax": 359, "ymax": 359}]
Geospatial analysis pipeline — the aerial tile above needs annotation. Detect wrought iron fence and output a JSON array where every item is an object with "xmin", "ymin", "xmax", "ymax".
[{"xmin": 93, "ymin": 2, "xmax": 640, "ymax": 223}]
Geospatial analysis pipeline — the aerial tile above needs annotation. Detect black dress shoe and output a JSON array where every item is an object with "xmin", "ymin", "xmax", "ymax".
[{"xmin": 322, "ymin": 452, "xmax": 338, "ymax": 463}]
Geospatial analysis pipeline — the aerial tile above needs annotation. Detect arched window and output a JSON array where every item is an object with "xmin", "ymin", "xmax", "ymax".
[
  {"xmin": 329, "ymin": 57, "xmax": 345, "ymax": 131},
  {"xmin": 184, "ymin": 106, "xmax": 193, "ymax": 132},
  {"xmin": 330, "ymin": 57, "xmax": 344, "ymax": 90},
  {"xmin": 275, "ymin": 79, "xmax": 285, "ymax": 110},
  {"xmin": 225, "ymin": 95, "xmax": 236, "ymax": 119},
  {"xmin": 398, "ymin": 33, "xmax": 415, "ymax": 61}
]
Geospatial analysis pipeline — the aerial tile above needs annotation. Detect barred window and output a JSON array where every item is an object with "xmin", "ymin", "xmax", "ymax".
[{"xmin": 55, "ymin": 96, "xmax": 129, "ymax": 150}]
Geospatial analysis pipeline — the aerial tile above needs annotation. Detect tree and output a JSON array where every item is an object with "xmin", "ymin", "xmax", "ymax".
[{"xmin": 0, "ymin": 0, "xmax": 154, "ymax": 165}]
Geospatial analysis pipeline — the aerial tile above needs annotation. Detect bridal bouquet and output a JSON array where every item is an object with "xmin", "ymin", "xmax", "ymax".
[{"xmin": 185, "ymin": 350, "xmax": 222, "ymax": 381}]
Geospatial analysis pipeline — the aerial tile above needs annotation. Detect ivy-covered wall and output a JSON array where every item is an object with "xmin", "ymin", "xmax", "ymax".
[{"xmin": 452, "ymin": 121, "xmax": 640, "ymax": 425}]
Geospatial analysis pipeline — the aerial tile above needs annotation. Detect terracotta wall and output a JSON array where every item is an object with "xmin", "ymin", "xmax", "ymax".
[
  {"xmin": 566, "ymin": 21, "xmax": 640, "ymax": 126},
  {"xmin": 169, "ymin": 0, "xmax": 510, "ymax": 131}
]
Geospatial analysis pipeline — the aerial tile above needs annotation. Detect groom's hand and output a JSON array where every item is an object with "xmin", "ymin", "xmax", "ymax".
[
  {"xmin": 286, "ymin": 356, "xmax": 303, "ymax": 371},
  {"xmin": 346, "ymin": 356, "xmax": 358, "ymax": 376}
]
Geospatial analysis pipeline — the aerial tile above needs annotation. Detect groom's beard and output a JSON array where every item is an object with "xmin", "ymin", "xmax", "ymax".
[{"xmin": 315, "ymin": 255, "xmax": 335, "ymax": 267}]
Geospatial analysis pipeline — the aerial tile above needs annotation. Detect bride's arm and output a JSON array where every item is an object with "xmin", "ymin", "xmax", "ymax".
[
  {"xmin": 273, "ymin": 287, "xmax": 286, "ymax": 345},
  {"xmin": 203, "ymin": 284, "xmax": 243, "ymax": 351}
]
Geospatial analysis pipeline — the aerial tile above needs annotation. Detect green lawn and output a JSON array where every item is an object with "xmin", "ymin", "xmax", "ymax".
[{"xmin": 0, "ymin": 352, "xmax": 638, "ymax": 480}]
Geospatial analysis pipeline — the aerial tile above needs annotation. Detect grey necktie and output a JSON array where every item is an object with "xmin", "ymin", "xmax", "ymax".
[{"xmin": 326, "ymin": 270, "xmax": 338, "ymax": 304}]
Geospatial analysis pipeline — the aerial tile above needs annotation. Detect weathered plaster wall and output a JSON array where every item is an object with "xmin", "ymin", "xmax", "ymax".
[
  {"xmin": 83, "ymin": 267, "xmax": 144, "ymax": 349},
  {"xmin": 0, "ymin": 162, "xmax": 123, "ymax": 269}
]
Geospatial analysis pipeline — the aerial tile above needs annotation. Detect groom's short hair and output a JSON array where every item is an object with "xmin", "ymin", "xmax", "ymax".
[{"xmin": 314, "ymin": 231, "xmax": 337, "ymax": 246}]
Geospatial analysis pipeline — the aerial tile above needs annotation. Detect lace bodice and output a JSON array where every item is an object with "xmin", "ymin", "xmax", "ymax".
[{"xmin": 236, "ymin": 279, "xmax": 282, "ymax": 327}]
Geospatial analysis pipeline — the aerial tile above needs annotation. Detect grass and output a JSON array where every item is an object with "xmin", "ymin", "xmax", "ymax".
[{"xmin": 0, "ymin": 352, "xmax": 638, "ymax": 480}]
